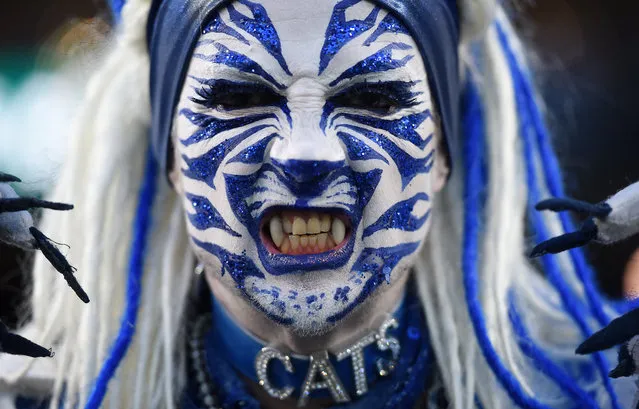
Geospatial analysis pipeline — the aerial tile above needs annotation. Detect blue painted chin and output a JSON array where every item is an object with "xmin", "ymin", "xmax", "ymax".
[{"xmin": 255, "ymin": 208, "xmax": 360, "ymax": 276}]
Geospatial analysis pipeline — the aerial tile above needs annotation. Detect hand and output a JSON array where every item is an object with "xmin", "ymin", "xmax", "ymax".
[{"xmin": 0, "ymin": 172, "xmax": 89, "ymax": 358}]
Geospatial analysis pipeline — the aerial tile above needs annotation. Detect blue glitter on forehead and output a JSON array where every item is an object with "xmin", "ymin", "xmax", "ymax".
[
  {"xmin": 333, "ymin": 111, "xmax": 433, "ymax": 149},
  {"xmin": 227, "ymin": 0, "xmax": 292, "ymax": 75},
  {"xmin": 182, "ymin": 124, "xmax": 273, "ymax": 189},
  {"xmin": 194, "ymin": 43, "xmax": 284, "ymax": 89},
  {"xmin": 328, "ymin": 242, "xmax": 420, "ymax": 323},
  {"xmin": 329, "ymin": 43, "xmax": 414, "ymax": 87},
  {"xmin": 179, "ymin": 109, "xmax": 276, "ymax": 146},
  {"xmin": 363, "ymin": 192, "xmax": 431, "ymax": 238},
  {"xmin": 337, "ymin": 131, "xmax": 388, "ymax": 163},
  {"xmin": 340, "ymin": 124, "xmax": 434, "ymax": 189},
  {"xmin": 201, "ymin": 12, "xmax": 250, "ymax": 45},
  {"xmin": 227, "ymin": 133, "xmax": 280, "ymax": 164},
  {"xmin": 319, "ymin": 0, "xmax": 381, "ymax": 75},
  {"xmin": 363, "ymin": 12, "xmax": 409, "ymax": 46},
  {"xmin": 186, "ymin": 193, "xmax": 241, "ymax": 237}
]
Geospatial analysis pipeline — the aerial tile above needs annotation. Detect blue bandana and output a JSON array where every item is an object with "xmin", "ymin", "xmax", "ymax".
[{"xmin": 146, "ymin": 0, "xmax": 460, "ymax": 176}]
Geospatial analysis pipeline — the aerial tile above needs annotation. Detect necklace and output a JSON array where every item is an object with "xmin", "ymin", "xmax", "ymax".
[{"xmin": 187, "ymin": 301, "xmax": 435, "ymax": 409}]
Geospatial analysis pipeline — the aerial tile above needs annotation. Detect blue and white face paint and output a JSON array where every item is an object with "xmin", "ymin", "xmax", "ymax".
[{"xmin": 174, "ymin": 0, "xmax": 443, "ymax": 333}]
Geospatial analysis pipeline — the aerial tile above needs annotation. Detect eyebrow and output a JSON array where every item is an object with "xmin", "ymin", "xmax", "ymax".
[
  {"xmin": 193, "ymin": 43, "xmax": 285, "ymax": 90},
  {"xmin": 328, "ymin": 42, "xmax": 414, "ymax": 87}
]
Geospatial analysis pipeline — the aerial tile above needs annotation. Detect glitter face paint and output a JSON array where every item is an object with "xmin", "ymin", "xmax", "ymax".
[{"xmin": 174, "ymin": 0, "xmax": 438, "ymax": 332}]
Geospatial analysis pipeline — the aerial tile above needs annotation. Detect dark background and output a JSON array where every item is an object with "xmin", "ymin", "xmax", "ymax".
[{"xmin": 1, "ymin": 0, "xmax": 638, "ymax": 326}]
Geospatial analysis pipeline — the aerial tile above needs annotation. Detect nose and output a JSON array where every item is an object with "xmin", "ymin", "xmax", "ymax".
[
  {"xmin": 272, "ymin": 159, "xmax": 346, "ymax": 183},
  {"xmin": 269, "ymin": 92, "xmax": 346, "ymax": 183}
]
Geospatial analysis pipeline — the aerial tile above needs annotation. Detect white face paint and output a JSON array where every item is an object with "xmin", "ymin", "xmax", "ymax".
[{"xmin": 174, "ymin": 0, "xmax": 441, "ymax": 333}]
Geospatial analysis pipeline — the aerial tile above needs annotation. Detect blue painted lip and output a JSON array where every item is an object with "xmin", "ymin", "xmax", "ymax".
[{"xmin": 256, "ymin": 207, "xmax": 357, "ymax": 276}]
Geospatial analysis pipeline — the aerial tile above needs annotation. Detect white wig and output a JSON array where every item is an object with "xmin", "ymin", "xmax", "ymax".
[{"xmin": 1, "ymin": 0, "xmax": 634, "ymax": 408}]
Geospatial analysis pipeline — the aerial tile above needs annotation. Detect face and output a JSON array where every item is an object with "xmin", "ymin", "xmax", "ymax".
[{"xmin": 173, "ymin": 0, "xmax": 446, "ymax": 333}]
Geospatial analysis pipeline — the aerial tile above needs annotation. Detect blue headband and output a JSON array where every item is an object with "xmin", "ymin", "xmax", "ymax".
[{"xmin": 146, "ymin": 0, "xmax": 460, "ymax": 175}]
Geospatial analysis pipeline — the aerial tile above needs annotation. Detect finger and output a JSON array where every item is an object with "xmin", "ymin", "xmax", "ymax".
[
  {"xmin": 0, "ymin": 172, "xmax": 21, "ymax": 183},
  {"xmin": 535, "ymin": 198, "xmax": 612, "ymax": 218},
  {"xmin": 0, "ymin": 198, "xmax": 74, "ymax": 213},
  {"xmin": 30, "ymin": 227, "xmax": 90, "ymax": 303},
  {"xmin": 0, "ymin": 321, "xmax": 52, "ymax": 358},
  {"xmin": 530, "ymin": 219, "xmax": 598, "ymax": 258},
  {"xmin": 576, "ymin": 308, "xmax": 639, "ymax": 354}
]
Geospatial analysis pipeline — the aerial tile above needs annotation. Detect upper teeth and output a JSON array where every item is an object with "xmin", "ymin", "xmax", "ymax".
[{"xmin": 267, "ymin": 212, "xmax": 347, "ymax": 254}]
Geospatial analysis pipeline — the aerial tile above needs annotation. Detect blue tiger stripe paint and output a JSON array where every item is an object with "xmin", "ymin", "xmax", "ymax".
[
  {"xmin": 337, "ymin": 131, "xmax": 389, "ymax": 163},
  {"xmin": 363, "ymin": 193, "xmax": 430, "ymax": 237},
  {"xmin": 180, "ymin": 110, "xmax": 277, "ymax": 146},
  {"xmin": 363, "ymin": 12, "xmax": 409, "ymax": 46},
  {"xmin": 329, "ymin": 42, "xmax": 414, "ymax": 86},
  {"xmin": 319, "ymin": 0, "xmax": 381, "ymax": 74},
  {"xmin": 227, "ymin": 0, "xmax": 292, "ymax": 75},
  {"xmin": 202, "ymin": 12, "xmax": 250, "ymax": 45},
  {"xmin": 187, "ymin": 193, "xmax": 241, "ymax": 236},
  {"xmin": 328, "ymin": 241, "xmax": 420, "ymax": 322},
  {"xmin": 334, "ymin": 111, "xmax": 433, "ymax": 149},
  {"xmin": 181, "ymin": 125, "xmax": 275, "ymax": 188},
  {"xmin": 194, "ymin": 43, "xmax": 285, "ymax": 89},
  {"xmin": 339, "ymin": 124, "xmax": 434, "ymax": 189}
]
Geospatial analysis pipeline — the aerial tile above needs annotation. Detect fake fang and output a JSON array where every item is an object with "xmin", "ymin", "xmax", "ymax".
[{"xmin": 264, "ymin": 211, "xmax": 348, "ymax": 255}]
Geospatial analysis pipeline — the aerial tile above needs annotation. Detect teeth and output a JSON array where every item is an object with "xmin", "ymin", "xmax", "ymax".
[
  {"xmin": 318, "ymin": 233, "xmax": 328, "ymax": 250},
  {"xmin": 269, "ymin": 216, "xmax": 284, "ymax": 247},
  {"xmin": 280, "ymin": 237, "xmax": 291, "ymax": 253},
  {"xmin": 289, "ymin": 235, "xmax": 300, "ymax": 251},
  {"xmin": 332, "ymin": 218, "xmax": 346, "ymax": 244},
  {"xmin": 283, "ymin": 217, "xmax": 293, "ymax": 234},
  {"xmin": 268, "ymin": 212, "xmax": 348, "ymax": 255},
  {"xmin": 320, "ymin": 214, "xmax": 331, "ymax": 232},
  {"xmin": 292, "ymin": 217, "xmax": 306, "ymax": 235},
  {"xmin": 307, "ymin": 215, "xmax": 321, "ymax": 234}
]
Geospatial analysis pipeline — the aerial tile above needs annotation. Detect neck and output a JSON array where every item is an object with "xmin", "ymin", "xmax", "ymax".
[{"xmin": 206, "ymin": 272, "xmax": 410, "ymax": 355}]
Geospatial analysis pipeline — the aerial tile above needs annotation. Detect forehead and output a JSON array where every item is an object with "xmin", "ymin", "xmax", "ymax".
[{"xmin": 195, "ymin": 0, "xmax": 423, "ymax": 82}]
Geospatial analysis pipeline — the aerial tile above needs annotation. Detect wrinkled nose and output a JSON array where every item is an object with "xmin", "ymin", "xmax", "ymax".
[
  {"xmin": 272, "ymin": 159, "xmax": 346, "ymax": 183},
  {"xmin": 269, "ymin": 101, "xmax": 346, "ymax": 183}
]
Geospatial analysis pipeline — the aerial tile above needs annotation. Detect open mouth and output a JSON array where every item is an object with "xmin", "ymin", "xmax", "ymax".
[{"xmin": 260, "ymin": 209, "xmax": 351, "ymax": 255}]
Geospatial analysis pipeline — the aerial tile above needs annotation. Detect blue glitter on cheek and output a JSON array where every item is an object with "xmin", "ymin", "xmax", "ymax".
[
  {"xmin": 306, "ymin": 295, "xmax": 317, "ymax": 304},
  {"xmin": 319, "ymin": 1, "xmax": 381, "ymax": 74},
  {"xmin": 337, "ymin": 131, "xmax": 389, "ymax": 163},
  {"xmin": 288, "ymin": 290, "xmax": 298, "ymax": 300},
  {"xmin": 186, "ymin": 193, "xmax": 241, "ymax": 237},
  {"xmin": 339, "ymin": 125, "xmax": 433, "ymax": 189},
  {"xmin": 335, "ymin": 111, "xmax": 433, "ymax": 150},
  {"xmin": 333, "ymin": 286, "xmax": 350, "ymax": 303},
  {"xmin": 363, "ymin": 192, "xmax": 431, "ymax": 238},
  {"xmin": 327, "ymin": 242, "xmax": 420, "ymax": 323},
  {"xmin": 180, "ymin": 109, "xmax": 275, "ymax": 146},
  {"xmin": 182, "ymin": 125, "xmax": 274, "ymax": 189},
  {"xmin": 293, "ymin": 304, "xmax": 301, "ymax": 310},
  {"xmin": 226, "ymin": 134, "xmax": 280, "ymax": 165}
]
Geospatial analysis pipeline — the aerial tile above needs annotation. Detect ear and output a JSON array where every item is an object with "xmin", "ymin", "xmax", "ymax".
[
  {"xmin": 168, "ymin": 139, "xmax": 184, "ymax": 196},
  {"xmin": 431, "ymin": 139, "xmax": 450, "ymax": 194}
]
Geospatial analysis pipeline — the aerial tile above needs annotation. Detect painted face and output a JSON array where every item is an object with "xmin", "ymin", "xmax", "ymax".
[{"xmin": 174, "ymin": 0, "xmax": 442, "ymax": 333}]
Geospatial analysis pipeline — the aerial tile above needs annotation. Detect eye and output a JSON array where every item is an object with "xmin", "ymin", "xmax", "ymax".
[
  {"xmin": 191, "ymin": 82, "xmax": 284, "ymax": 111},
  {"xmin": 328, "ymin": 82, "xmax": 420, "ymax": 115},
  {"xmin": 331, "ymin": 91, "xmax": 400, "ymax": 114}
]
